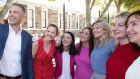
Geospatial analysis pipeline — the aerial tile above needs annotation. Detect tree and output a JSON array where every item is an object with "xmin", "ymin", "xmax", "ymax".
[
  {"xmin": 85, "ymin": 0, "xmax": 113, "ymax": 27},
  {"xmin": 97, "ymin": 0, "xmax": 113, "ymax": 20},
  {"xmin": 114, "ymin": 0, "xmax": 125, "ymax": 14},
  {"xmin": 0, "ymin": 0, "xmax": 14, "ymax": 22},
  {"xmin": 123, "ymin": 0, "xmax": 140, "ymax": 12},
  {"xmin": 114, "ymin": 0, "xmax": 140, "ymax": 14}
]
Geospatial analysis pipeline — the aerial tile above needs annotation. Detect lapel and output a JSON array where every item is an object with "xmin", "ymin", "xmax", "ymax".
[
  {"xmin": 58, "ymin": 52, "xmax": 62, "ymax": 70},
  {"xmin": 70, "ymin": 55, "xmax": 74, "ymax": 72},
  {"xmin": 21, "ymin": 30, "xmax": 28, "ymax": 64},
  {"xmin": 0, "ymin": 24, "xmax": 9, "ymax": 59},
  {"xmin": 59, "ymin": 51, "xmax": 74, "ymax": 72}
]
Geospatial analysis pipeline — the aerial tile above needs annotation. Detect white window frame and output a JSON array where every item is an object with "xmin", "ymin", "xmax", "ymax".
[
  {"xmin": 28, "ymin": 6, "xmax": 35, "ymax": 29},
  {"xmin": 41, "ymin": 8, "xmax": 48, "ymax": 29},
  {"xmin": 58, "ymin": 11, "xmax": 63, "ymax": 30},
  {"xmin": 67, "ymin": 13, "xmax": 71, "ymax": 29},
  {"xmin": 75, "ymin": 14, "xmax": 79, "ymax": 30}
]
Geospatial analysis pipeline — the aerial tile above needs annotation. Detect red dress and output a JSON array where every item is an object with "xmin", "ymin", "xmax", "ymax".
[
  {"xmin": 34, "ymin": 38, "xmax": 55, "ymax": 79},
  {"xmin": 106, "ymin": 43, "xmax": 140, "ymax": 79}
]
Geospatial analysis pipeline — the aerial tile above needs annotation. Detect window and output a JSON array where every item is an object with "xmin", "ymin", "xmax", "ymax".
[
  {"xmin": 75, "ymin": 15, "xmax": 79, "ymax": 29},
  {"xmin": 42, "ymin": 11, "xmax": 47, "ymax": 28},
  {"xmin": 29, "ymin": 9, "xmax": 34, "ymax": 28},
  {"xmin": 58, "ymin": 13, "xmax": 63, "ymax": 29},
  {"xmin": 67, "ymin": 14, "xmax": 71, "ymax": 29},
  {"xmin": 83, "ymin": 17, "xmax": 86, "ymax": 28}
]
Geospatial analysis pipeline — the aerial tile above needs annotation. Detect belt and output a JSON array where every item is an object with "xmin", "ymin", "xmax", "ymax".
[{"xmin": 0, "ymin": 74, "xmax": 21, "ymax": 79}]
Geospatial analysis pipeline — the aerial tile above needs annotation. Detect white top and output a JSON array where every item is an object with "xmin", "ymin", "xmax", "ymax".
[
  {"xmin": 125, "ymin": 56, "xmax": 140, "ymax": 79},
  {"xmin": 58, "ymin": 51, "xmax": 72, "ymax": 79},
  {"xmin": 0, "ymin": 25, "xmax": 22, "ymax": 77}
]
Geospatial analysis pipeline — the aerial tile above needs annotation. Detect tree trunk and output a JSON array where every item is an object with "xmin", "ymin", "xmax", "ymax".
[
  {"xmin": 97, "ymin": 0, "xmax": 113, "ymax": 20},
  {"xmin": 0, "ymin": 0, "xmax": 14, "ymax": 22},
  {"xmin": 116, "ymin": 5, "xmax": 120, "ymax": 14},
  {"xmin": 85, "ymin": 0, "xmax": 91, "ymax": 27}
]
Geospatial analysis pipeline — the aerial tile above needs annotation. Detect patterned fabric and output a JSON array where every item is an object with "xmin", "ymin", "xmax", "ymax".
[{"xmin": 34, "ymin": 38, "xmax": 55, "ymax": 79}]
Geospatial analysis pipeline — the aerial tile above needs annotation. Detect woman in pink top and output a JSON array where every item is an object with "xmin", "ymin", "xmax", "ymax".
[{"xmin": 74, "ymin": 27, "xmax": 94, "ymax": 79}]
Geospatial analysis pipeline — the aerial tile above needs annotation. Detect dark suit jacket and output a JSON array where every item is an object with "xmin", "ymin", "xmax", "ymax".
[
  {"xmin": 54, "ymin": 48, "xmax": 75, "ymax": 79},
  {"xmin": 0, "ymin": 24, "xmax": 34, "ymax": 79}
]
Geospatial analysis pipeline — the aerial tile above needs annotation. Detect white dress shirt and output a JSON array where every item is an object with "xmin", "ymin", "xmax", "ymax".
[
  {"xmin": 125, "ymin": 56, "xmax": 140, "ymax": 79},
  {"xmin": 0, "ymin": 25, "xmax": 22, "ymax": 77},
  {"xmin": 58, "ymin": 51, "xmax": 72, "ymax": 79}
]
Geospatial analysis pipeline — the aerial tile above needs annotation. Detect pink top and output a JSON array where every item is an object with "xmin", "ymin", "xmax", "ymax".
[{"xmin": 74, "ymin": 43, "xmax": 93, "ymax": 79}]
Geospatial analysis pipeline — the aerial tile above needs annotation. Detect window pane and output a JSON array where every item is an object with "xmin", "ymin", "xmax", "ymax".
[
  {"xmin": 59, "ymin": 14, "xmax": 62, "ymax": 29},
  {"xmin": 29, "ymin": 9, "xmax": 34, "ymax": 28},
  {"xmin": 42, "ymin": 11, "xmax": 46, "ymax": 28},
  {"xmin": 29, "ymin": 19, "xmax": 33, "ymax": 28}
]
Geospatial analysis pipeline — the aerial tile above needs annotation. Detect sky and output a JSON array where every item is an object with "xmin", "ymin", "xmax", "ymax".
[{"xmin": 25, "ymin": 0, "xmax": 86, "ymax": 12}]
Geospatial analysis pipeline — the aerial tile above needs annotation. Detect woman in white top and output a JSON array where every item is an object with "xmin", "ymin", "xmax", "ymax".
[
  {"xmin": 125, "ymin": 10, "xmax": 140, "ymax": 79},
  {"xmin": 54, "ymin": 31, "xmax": 77, "ymax": 79}
]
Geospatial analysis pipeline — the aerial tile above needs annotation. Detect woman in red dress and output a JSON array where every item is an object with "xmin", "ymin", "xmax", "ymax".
[{"xmin": 32, "ymin": 24, "xmax": 59, "ymax": 79}]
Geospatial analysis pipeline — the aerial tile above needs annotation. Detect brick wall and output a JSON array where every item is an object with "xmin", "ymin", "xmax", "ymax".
[
  {"xmin": 71, "ymin": 13, "xmax": 76, "ymax": 29},
  {"xmin": 35, "ymin": 7, "xmax": 41, "ymax": 29},
  {"xmin": 48, "ymin": 9, "xmax": 58, "ymax": 26}
]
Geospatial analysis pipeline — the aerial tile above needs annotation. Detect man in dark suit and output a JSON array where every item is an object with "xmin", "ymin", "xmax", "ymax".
[{"xmin": 0, "ymin": 3, "xmax": 34, "ymax": 79}]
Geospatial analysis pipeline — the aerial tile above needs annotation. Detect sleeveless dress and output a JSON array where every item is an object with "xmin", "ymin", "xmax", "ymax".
[
  {"xmin": 74, "ymin": 43, "xmax": 93, "ymax": 79},
  {"xmin": 34, "ymin": 38, "xmax": 55, "ymax": 79}
]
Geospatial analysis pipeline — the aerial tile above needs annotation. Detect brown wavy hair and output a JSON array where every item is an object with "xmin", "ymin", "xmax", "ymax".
[
  {"xmin": 76, "ymin": 27, "xmax": 94, "ymax": 57},
  {"xmin": 125, "ymin": 10, "xmax": 140, "ymax": 51}
]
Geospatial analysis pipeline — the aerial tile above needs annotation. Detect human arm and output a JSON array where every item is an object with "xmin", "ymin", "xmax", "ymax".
[{"xmin": 32, "ymin": 41, "xmax": 38, "ymax": 59}]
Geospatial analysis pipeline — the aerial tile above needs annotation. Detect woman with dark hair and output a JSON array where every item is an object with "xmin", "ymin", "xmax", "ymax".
[
  {"xmin": 32, "ymin": 24, "xmax": 59, "ymax": 79},
  {"xmin": 74, "ymin": 27, "xmax": 94, "ymax": 79},
  {"xmin": 125, "ymin": 10, "xmax": 140, "ymax": 79},
  {"xmin": 106, "ymin": 11, "xmax": 139, "ymax": 79},
  {"xmin": 54, "ymin": 31, "xmax": 77, "ymax": 79}
]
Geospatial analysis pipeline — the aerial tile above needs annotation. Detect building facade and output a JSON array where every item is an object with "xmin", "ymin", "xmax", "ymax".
[{"xmin": 0, "ymin": 0, "xmax": 86, "ymax": 38}]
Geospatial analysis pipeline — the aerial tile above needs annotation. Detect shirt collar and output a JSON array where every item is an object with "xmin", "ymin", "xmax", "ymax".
[{"xmin": 9, "ymin": 24, "xmax": 22, "ymax": 34}]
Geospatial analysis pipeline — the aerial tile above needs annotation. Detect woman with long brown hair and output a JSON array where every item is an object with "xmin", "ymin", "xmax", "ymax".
[{"xmin": 74, "ymin": 27, "xmax": 94, "ymax": 79}]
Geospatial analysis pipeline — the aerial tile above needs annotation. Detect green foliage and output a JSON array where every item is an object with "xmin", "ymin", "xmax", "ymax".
[
  {"xmin": 94, "ymin": 0, "xmax": 113, "ymax": 13},
  {"xmin": 123, "ymin": 0, "xmax": 140, "ymax": 12},
  {"xmin": 94, "ymin": 0, "xmax": 107, "ymax": 11},
  {"xmin": 101, "ymin": 13, "xmax": 114, "ymax": 28}
]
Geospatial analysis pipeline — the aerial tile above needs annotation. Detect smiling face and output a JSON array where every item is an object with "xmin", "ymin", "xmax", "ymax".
[
  {"xmin": 92, "ymin": 24, "xmax": 106, "ymax": 40},
  {"xmin": 8, "ymin": 6, "xmax": 24, "ymax": 26},
  {"xmin": 127, "ymin": 15, "xmax": 140, "ymax": 46},
  {"xmin": 45, "ymin": 26, "xmax": 57, "ymax": 41},
  {"xmin": 113, "ymin": 17, "xmax": 127, "ymax": 39},
  {"xmin": 80, "ymin": 28, "xmax": 90, "ymax": 42},
  {"xmin": 62, "ymin": 33, "xmax": 72, "ymax": 48}
]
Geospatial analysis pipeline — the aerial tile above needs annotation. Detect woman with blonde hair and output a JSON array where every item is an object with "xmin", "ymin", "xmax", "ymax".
[
  {"xmin": 106, "ymin": 11, "xmax": 139, "ymax": 79},
  {"xmin": 91, "ymin": 20, "xmax": 115, "ymax": 79}
]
